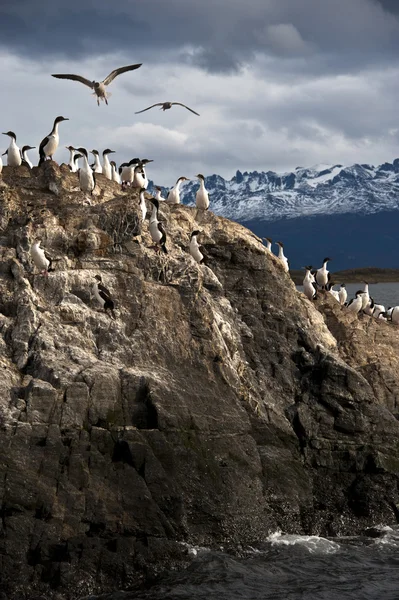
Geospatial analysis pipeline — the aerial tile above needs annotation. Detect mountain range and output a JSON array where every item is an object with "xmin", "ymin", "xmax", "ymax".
[{"xmin": 149, "ymin": 159, "xmax": 399, "ymax": 271}]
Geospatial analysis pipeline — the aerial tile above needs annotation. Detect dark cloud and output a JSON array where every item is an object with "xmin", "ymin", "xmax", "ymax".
[{"xmin": 1, "ymin": 0, "xmax": 399, "ymax": 75}]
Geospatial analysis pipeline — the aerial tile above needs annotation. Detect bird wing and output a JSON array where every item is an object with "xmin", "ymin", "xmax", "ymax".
[
  {"xmin": 98, "ymin": 283, "xmax": 113, "ymax": 302},
  {"xmin": 158, "ymin": 223, "xmax": 167, "ymax": 245},
  {"xmin": 134, "ymin": 103, "xmax": 164, "ymax": 114},
  {"xmin": 172, "ymin": 102, "xmax": 200, "ymax": 116},
  {"xmin": 102, "ymin": 63, "xmax": 142, "ymax": 86},
  {"xmin": 51, "ymin": 73, "xmax": 94, "ymax": 89},
  {"xmin": 44, "ymin": 249, "xmax": 54, "ymax": 271}
]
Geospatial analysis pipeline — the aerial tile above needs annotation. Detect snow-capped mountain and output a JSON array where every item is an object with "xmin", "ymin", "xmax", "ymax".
[
  {"xmin": 168, "ymin": 159, "xmax": 399, "ymax": 221},
  {"xmin": 148, "ymin": 160, "xmax": 399, "ymax": 270}
]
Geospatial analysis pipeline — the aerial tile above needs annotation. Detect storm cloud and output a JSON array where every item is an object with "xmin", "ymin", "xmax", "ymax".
[{"xmin": 1, "ymin": 0, "xmax": 399, "ymax": 184}]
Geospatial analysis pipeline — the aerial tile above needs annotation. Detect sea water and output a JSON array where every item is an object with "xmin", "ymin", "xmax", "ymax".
[{"xmin": 85, "ymin": 528, "xmax": 399, "ymax": 600}]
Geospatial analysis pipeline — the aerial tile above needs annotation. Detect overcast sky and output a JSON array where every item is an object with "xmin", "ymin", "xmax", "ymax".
[{"xmin": 1, "ymin": 0, "xmax": 399, "ymax": 184}]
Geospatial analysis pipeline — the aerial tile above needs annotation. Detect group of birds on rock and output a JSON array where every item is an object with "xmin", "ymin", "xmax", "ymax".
[
  {"xmin": 0, "ymin": 61, "xmax": 209, "ymax": 318},
  {"xmin": 264, "ymin": 239, "xmax": 399, "ymax": 324}
]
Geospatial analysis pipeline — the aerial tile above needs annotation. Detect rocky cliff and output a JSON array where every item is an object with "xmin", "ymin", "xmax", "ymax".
[{"xmin": 1, "ymin": 163, "xmax": 399, "ymax": 599}]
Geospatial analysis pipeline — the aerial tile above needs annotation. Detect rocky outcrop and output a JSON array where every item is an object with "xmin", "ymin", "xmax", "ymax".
[{"xmin": 0, "ymin": 163, "xmax": 399, "ymax": 599}]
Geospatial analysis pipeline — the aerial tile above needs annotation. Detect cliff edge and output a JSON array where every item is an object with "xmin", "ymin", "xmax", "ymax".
[{"xmin": 1, "ymin": 163, "xmax": 399, "ymax": 599}]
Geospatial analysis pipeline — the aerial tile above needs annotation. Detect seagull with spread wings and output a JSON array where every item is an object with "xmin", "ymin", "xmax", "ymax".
[
  {"xmin": 51, "ymin": 63, "xmax": 142, "ymax": 106},
  {"xmin": 135, "ymin": 101, "xmax": 200, "ymax": 116}
]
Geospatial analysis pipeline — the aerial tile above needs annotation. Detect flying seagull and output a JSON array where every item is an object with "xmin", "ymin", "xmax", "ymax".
[
  {"xmin": 135, "ymin": 101, "xmax": 200, "ymax": 116},
  {"xmin": 51, "ymin": 63, "xmax": 142, "ymax": 106}
]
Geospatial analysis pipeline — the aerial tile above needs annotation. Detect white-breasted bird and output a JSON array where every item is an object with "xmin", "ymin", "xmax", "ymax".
[
  {"xmin": 391, "ymin": 307, "xmax": 399, "ymax": 324},
  {"xmin": 66, "ymin": 145, "xmax": 78, "ymax": 172},
  {"xmin": 90, "ymin": 150, "xmax": 103, "ymax": 173},
  {"xmin": 328, "ymin": 283, "xmax": 340, "ymax": 302},
  {"xmin": 2, "ymin": 131, "xmax": 22, "ymax": 166},
  {"xmin": 76, "ymin": 147, "xmax": 96, "ymax": 195},
  {"xmin": 276, "ymin": 241, "xmax": 289, "ymax": 272},
  {"xmin": 110, "ymin": 161, "xmax": 121, "ymax": 183},
  {"xmin": 166, "ymin": 176, "xmax": 189, "ymax": 204},
  {"xmin": 120, "ymin": 158, "xmax": 140, "ymax": 186},
  {"xmin": 154, "ymin": 186, "xmax": 166, "ymax": 201},
  {"xmin": 92, "ymin": 275, "xmax": 116, "ymax": 318},
  {"xmin": 21, "ymin": 145, "xmax": 35, "ymax": 169},
  {"xmin": 372, "ymin": 304, "xmax": 386, "ymax": 319},
  {"xmin": 303, "ymin": 266, "xmax": 317, "ymax": 300},
  {"xmin": 338, "ymin": 283, "xmax": 347, "ymax": 305},
  {"xmin": 102, "ymin": 149, "xmax": 115, "ymax": 180},
  {"xmin": 30, "ymin": 239, "xmax": 54, "ymax": 276},
  {"xmin": 139, "ymin": 159, "xmax": 153, "ymax": 189},
  {"xmin": 51, "ymin": 63, "xmax": 142, "ymax": 106},
  {"xmin": 346, "ymin": 291, "xmax": 364, "ymax": 314},
  {"xmin": 263, "ymin": 237, "xmax": 272, "ymax": 252},
  {"xmin": 135, "ymin": 101, "xmax": 200, "ymax": 116},
  {"xmin": 315, "ymin": 257, "xmax": 331, "ymax": 290},
  {"xmin": 138, "ymin": 187, "xmax": 147, "ymax": 222},
  {"xmin": 190, "ymin": 230, "xmax": 205, "ymax": 264},
  {"xmin": 361, "ymin": 282, "xmax": 370, "ymax": 312},
  {"xmin": 38, "ymin": 116, "xmax": 69, "ymax": 165},
  {"xmin": 195, "ymin": 174, "xmax": 209, "ymax": 210},
  {"xmin": 149, "ymin": 198, "xmax": 167, "ymax": 253}
]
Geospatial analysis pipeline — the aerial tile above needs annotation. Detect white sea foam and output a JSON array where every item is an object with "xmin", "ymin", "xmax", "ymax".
[{"xmin": 267, "ymin": 531, "xmax": 340, "ymax": 554}]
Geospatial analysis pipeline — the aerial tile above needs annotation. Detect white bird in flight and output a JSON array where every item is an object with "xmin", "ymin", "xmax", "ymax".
[
  {"xmin": 135, "ymin": 101, "xmax": 200, "ymax": 116},
  {"xmin": 51, "ymin": 63, "xmax": 142, "ymax": 106}
]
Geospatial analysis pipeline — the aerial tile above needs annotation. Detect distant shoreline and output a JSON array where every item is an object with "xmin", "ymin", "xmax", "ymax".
[{"xmin": 290, "ymin": 268, "xmax": 399, "ymax": 285}]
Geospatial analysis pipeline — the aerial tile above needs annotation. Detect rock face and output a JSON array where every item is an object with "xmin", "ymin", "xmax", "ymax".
[{"xmin": 0, "ymin": 163, "xmax": 399, "ymax": 599}]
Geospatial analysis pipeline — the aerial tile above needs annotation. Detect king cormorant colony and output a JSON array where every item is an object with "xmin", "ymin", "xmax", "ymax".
[{"xmin": 1, "ymin": 62, "xmax": 398, "ymax": 322}]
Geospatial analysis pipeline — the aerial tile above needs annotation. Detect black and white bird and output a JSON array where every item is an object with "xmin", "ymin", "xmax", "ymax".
[
  {"xmin": 361, "ymin": 282, "xmax": 370, "ymax": 312},
  {"xmin": 135, "ymin": 101, "xmax": 200, "ymax": 116},
  {"xmin": 38, "ymin": 116, "xmax": 69, "ymax": 165},
  {"xmin": 149, "ymin": 198, "xmax": 167, "ymax": 253},
  {"xmin": 21, "ymin": 145, "xmax": 35, "ymax": 169},
  {"xmin": 76, "ymin": 147, "xmax": 96, "ymax": 196},
  {"xmin": 328, "ymin": 283, "xmax": 340, "ymax": 302},
  {"xmin": 30, "ymin": 239, "xmax": 54, "ymax": 276},
  {"xmin": 263, "ymin": 237, "xmax": 272, "ymax": 252},
  {"xmin": 110, "ymin": 161, "xmax": 121, "ymax": 183},
  {"xmin": 276, "ymin": 241, "xmax": 289, "ymax": 272},
  {"xmin": 139, "ymin": 159, "xmax": 153, "ymax": 189},
  {"xmin": 338, "ymin": 283, "xmax": 347, "ymax": 305},
  {"xmin": 119, "ymin": 158, "xmax": 140, "ymax": 186},
  {"xmin": 90, "ymin": 150, "xmax": 103, "ymax": 173},
  {"xmin": 190, "ymin": 230, "xmax": 205, "ymax": 264},
  {"xmin": 2, "ymin": 131, "xmax": 21, "ymax": 166},
  {"xmin": 66, "ymin": 145, "xmax": 78, "ymax": 172},
  {"xmin": 138, "ymin": 188, "xmax": 147, "ymax": 222},
  {"xmin": 154, "ymin": 186, "xmax": 166, "ymax": 201},
  {"xmin": 51, "ymin": 63, "xmax": 142, "ymax": 106},
  {"xmin": 346, "ymin": 291, "xmax": 364, "ymax": 314},
  {"xmin": 166, "ymin": 176, "xmax": 189, "ymax": 204},
  {"xmin": 372, "ymin": 304, "xmax": 386, "ymax": 319},
  {"xmin": 303, "ymin": 266, "xmax": 317, "ymax": 300},
  {"xmin": 92, "ymin": 275, "xmax": 116, "ymax": 318},
  {"xmin": 315, "ymin": 257, "xmax": 331, "ymax": 290},
  {"xmin": 390, "ymin": 306, "xmax": 399, "ymax": 324},
  {"xmin": 102, "ymin": 149, "xmax": 115, "ymax": 180},
  {"xmin": 195, "ymin": 174, "xmax": 209, "ymax": 210}
]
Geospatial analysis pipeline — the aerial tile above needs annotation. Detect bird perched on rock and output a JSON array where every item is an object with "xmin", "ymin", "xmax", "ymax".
[
  {"xmin": 135, "ymin": 101, "xmax": 200, "ymax": 116},
  {"xmin": 102, "ymin": 149, "xmax": 115, "ymax": 180},
  {"xmin": 166, "ymin": 176, "xmax": 189, "ymax": 204},
  {"xmin": 92, "ymin": 275, "xmax": 116, "ymax": 318},
  {"xmin": 120, "ymin": 158, "xmax": 140, "ymax": 187},
  {"xmin": 30, "ymin": 239, "xmax": 54, "ymax": 276},
  {"xmin": 66, "ymin": 145, "xmax": 78, "ymax": 172},
  {"xmin": 338, "ymin": 283, "xmax": 347, "ymax": 305},
  {"xmin": 21, "ymin": 145, "xmax": 36, "ymax": 169},
  {"xmin": 38, "ymin": 116, "xmax": 69, "ymax": 165},
  {"xmin": 195, "ymin": 174, "xmax": 209, "ymax": 210},
  {"xmin": 110, "ymin": 161, "xmax": 121, "ymax": 183},
  {"xmin": 90, "ymin": 150, "xmax": 103, "ymax": 173},
  {"xmin": 153, "ymin": 186, "xmax": 165, "ymax": 201},
  {"xmin": 51, "ymin": 63, "xmax": 142, "ymax": 106},
  {"xmin": 346, "ymin": 291, "xmax": 363, "ymax": 314},
  {"xmin": 138, "ymin": 188, "xmax": 148, "ymax": 222},
  {"xmin": 190, "ymin": 230, "xmax": 205, "ymax": 264},
  {"xmin": 303, "ymin": 266, "xmax": 316, "ymax": 300},
  {"xmin": 276, "ymin": 241, "xmax": 289, "ymax": 272},
  {"xmin": 76, "ymin": 148, "xmax": 96, "ymax": 196},
  {"xmin": 2, "ymin": 131, "xmax": 21, "ymax": 166},
  {"xmin": 263, "ymin": 237, "xmax": 272, "ymax": 252},
  {"xmin": 315, "ymin": 257, "xmax": 331, "ymax": 290},
  {"xmin": 327, "ymin": 283, "xmax": 340, "ymax": 302},
  {"xmin": 149, "ymin": 198, "xmax": 167, "ymax": 253}
]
